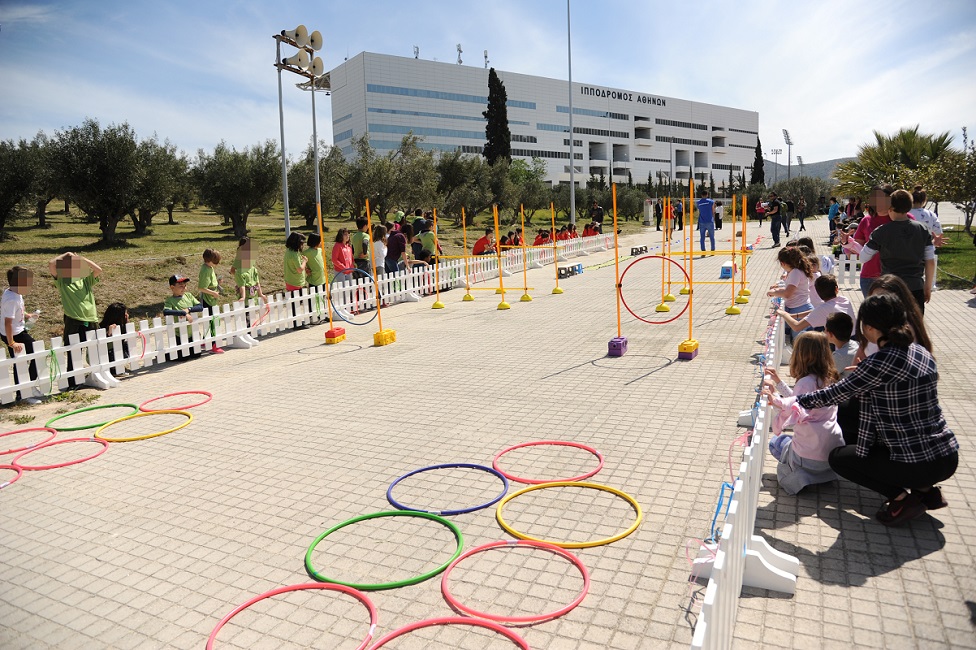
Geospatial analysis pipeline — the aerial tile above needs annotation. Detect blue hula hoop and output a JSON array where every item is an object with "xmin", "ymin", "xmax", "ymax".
[
  {"xmin": 387, "ymin": 463, "xmax": 509, "ymax": 516},
  {"xmin": 329, "ymin": 267, "xmax": 378, "ymax": 326}
]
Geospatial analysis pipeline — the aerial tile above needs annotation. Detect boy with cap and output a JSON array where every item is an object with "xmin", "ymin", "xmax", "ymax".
[{"xmin": 163, "ymin": 274, "xmax": 205, "ymax": 359}]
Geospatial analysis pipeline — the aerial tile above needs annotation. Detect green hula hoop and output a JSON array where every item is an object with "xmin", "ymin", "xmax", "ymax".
[
  {"xmin": 495, "ymin": 481, "xmax": 642, "ymax": 549},
  {"xmin": 45, "ymin": 403, "xmax": 140, "ymax": 432},
  {"xmin": 305, "ymin": 510, "xmax": 463, "ymax": 590}
]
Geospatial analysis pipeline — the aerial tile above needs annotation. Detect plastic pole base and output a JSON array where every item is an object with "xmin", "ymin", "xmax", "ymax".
[
  {"xmin": 735, "ymin": 295, "xmax": 749, "ymax": 304},
  {"xmin": 373, "ymin": 329, "xmax": 396, "ymax": 346},
  {"xmin": 608, "ymin": 336, "xmax": 628, "ymax": 357},
  {"xmin": 520, "ymin": 294, "xmax": 533, "ymax": 302},
  {"xmin": 725, "ymin": 305, "xmax": 742, "ymax": 315},
  {"xmin": 655, "ymin": 303, "xmax": 671, "ymax": 312},
  {"xmin": 739, "ymin": 288, "xmax": 753, "ymax": 296},
  {"xmin": 678, "ymin": 339, "xmax": 699, "ymax": 360},
  {"xmin": 462, "ymin": 293, "xmax": 475, "ymax": 302},
  {"xmin": 663, "ymin": 294, "xmax": 676, "ymax": 302},
  {"xmin": 324, "ymin": 327, "xmax": 346, "ymax": 345},
  {"xmin": 497, "ymin": 301, "xmax": 511, "ymax": 310},
  {"xmin": 679, "ymin": 287, "xmax": 691, "ymax": 295},
  {"xmin": 432, "ymin": 301, "xmax": 445, "ymax": 309},
  {"xmin": 495, "ymin": 288, "xmax": 505, "ymax": 294},
  {"xmin": 552, "ymin": 287, "xmax": 564, "ymax": 294}
]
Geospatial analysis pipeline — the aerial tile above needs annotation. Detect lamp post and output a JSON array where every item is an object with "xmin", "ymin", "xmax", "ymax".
[
  {"xmin": 566, "ymin": 0, "xmax": 576, "ymax": 224},
  {"xmin": 274, "ymin": 25, "xmax": 323, "ymax": 237},
  {"xmin": 782, "ymin": 129, "xmax": 793, "ymax": 180},
  {"xmin": 770, "ymin": 148, "xmax": 782, "ymax": 184},
  {"xmin": 796, "ymin": 155, "xmax": 804, "ymax": 178}
]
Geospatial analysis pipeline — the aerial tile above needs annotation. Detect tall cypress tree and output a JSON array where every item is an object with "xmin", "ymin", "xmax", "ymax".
[
  {"xmin": 482, "ymin": 68, "xmax": 511, "ymax": 165},
  {"xmin": 750, "ymin": 137, "xmax": 765, "ymax": 185}
]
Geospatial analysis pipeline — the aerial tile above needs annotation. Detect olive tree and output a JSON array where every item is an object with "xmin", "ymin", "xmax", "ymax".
[
  {"xmin": 196, "ymin": 140, "xmax": 280, "ymax": 239},
  {"xmin": 0, "ymin": 138, "xmax": 35, "ymax": 238}
]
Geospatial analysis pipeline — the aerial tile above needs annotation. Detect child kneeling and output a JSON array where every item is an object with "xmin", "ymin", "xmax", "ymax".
[{"xmin": 763, "ymin": 332, "xmax": 845, "ymax": 495}]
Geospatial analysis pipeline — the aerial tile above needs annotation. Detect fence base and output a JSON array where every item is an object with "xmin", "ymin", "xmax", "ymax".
[{"xmin": 694, "ymin": 536, "xmax": 798, "ymax": 595}]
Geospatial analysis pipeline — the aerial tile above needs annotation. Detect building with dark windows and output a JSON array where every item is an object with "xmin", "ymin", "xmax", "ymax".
[{"xmin": 327, "ymin": 52, "xmax": 759, "ymax": 186}]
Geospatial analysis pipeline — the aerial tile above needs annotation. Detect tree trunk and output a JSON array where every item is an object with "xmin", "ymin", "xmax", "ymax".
[
  {"xmin": 232, "ymin": 215, "xmax": 248, "ymax": 240},
  {"xmin": 166, "ymin": 202, "xmax": 176, "ymax": 224},
  {"xmin": 100, "ymin": 213, "xmax": 121, "ymax": 243},
  {"xmin": 223, "ymin": 214, "xmax": 231, "ymax": 226},
  {"xmin": 35, "ymin": 198, "xmax": 51, "ymax": 228},
  {"xmin": 63, "ymin": 200, "xmax": 70, "ymax": 215},
  {"xmin": 131, "ymin": 208, "xmax": 153, "ymax": 235}
]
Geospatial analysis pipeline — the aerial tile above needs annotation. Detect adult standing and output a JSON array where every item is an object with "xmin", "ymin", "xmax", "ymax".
[
  {"xmin": 783, "ymin": 197, "xmax": 795, "ymax": 236},
  {"xmin": 696, "ymin": 190, "xmax": 716, "ymax": 252},
  {"xmin": 755, "ymin": 200, "xmax": 766, "ymax": 226},
  {"xmin": 796, "ymin": 197, "xmax": 807, "ymax": 231},
  {"xmin": 589, "ymin": 200, "xmax": 605, "ymax": 229},
  {"xmin": 782, "ymin": 294, "xmax": 958, "ymax": 526},
  {"xmin": 673, "ymin": 198, "xmax": 684, "ymax": 231},
  {"xmin": 767, "ymin": 192, "xmax": 783, "ymax": 248},
  {"xmin": 654, "ymin": 198, "xmax": 664, "ymax": 231},
  {"xmin": 851, "ymin": 185, "xmax": 893, "ymax": 297}
]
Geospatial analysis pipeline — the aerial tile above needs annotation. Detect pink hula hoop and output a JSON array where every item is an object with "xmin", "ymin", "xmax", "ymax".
[
  {"xmin": 11, "ymin": 437, "xmax": 109, "ymax": 471},
  {"xmin": 366, "ymin": 617, "xmax": 528, "ymax": 649},
  {"xmin": 441, "ymin": 539, "xmax": 590, "ymax": 624},
  {"xmin": 0, "ymin": 427, "xmax": 58, "ymax": 455},
  {"xmin": 493, "ymin": 440, "xmax": 604, "ymax": 485},
  {"xmin": 139, "ymin": 390, "xmax": 213, "ymax": 412},
  {"xmin": 207, "ymin": 582, "xmax": 377, "ymax": 650},
  {"xmin": 0, "ymin": 465, "xmax": 24, "ymax": 489}
]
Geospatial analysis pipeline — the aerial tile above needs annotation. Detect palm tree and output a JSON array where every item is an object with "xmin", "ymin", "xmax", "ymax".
[{"xmin": 833, "ymin": 125, "xmax": 954, "ymax": 197}]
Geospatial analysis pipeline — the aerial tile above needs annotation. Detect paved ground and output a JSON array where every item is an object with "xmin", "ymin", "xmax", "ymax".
[{"xmin": 1, "ymin": 216, "xmax": 973, "ymax": 649}]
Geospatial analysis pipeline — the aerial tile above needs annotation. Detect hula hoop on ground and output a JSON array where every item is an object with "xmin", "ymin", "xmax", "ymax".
[
  {"xmin": 11, "ymin": 437, "xmax": 109, "ymax": 470},
  {"xmin": 618, "ymin": 255, "xmax": 692, "ymax": 325},
  {"xmin": 206, "ymin": 582, "xmax": 377, "ymax": 650},
  {"xmin": 94, "ymin": 410, "xmax": 193, "ymax": 443},
  {"xmin": 305, "ymin": 510, "xmax": 463, "ymax": 590},
  {"xmin": 366, "ymin": 617, "xmax": 529, "ymax": 649},
  {"xmin": 139, "ymin": 390, "xmax": 213, "ymax": 412},
  {"xmin": 329, "ymin": 267, "xmax": 379, "ymax": 326},
  {"xmin": 386, "ymin": 463, "xmax": 509, "ymax": 516},
  {"xmin": 0, "ymin": 465, "xmax": 24, "ymax": 489},
  {"xmin": 492, "ymin": 441, "xmax": 604, "ymax": 485},
  {"xmin": 0, "ymin": 427, "xmax": 57, "ymax": 455},
  {"xmin": 441, "ymin": 539, "xmax": 590, "ymax": 623},
  {"xmin": 44, "ymin": 403, "xmax": 140, "ymax": 432},
  {"xmin": 495, "ymin": 481, "xmax": 643, "ymax": 549}
]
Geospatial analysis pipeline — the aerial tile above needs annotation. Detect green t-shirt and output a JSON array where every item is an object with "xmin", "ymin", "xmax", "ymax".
[
  {"xmin": 55, "ymin": 274, "xmax": 98, "ymax": 324},
  {"xmin": 233, "ymin": 262, "xmax": 262, "ymax": 306},
  {"xmin": 198, "ymin": 264, "xmax": 219, "ymax": 307},
  {"xmin": 305, "ymin": 247, "xmax": 326, "ymax": 286},
  {"xmin": 163, "ymin": 293, "xmax": 198, "ymax": 342},
  {"xmin": 283, "ymin": 249, "xmax": 307, "ymax": 288},
  {"xmin": 351, "ymin": 230, "xmax": 370, "ymax": 260},
  {"xmin": 419, "ymin": 231, "xmax": 437, "ymax": 255}
]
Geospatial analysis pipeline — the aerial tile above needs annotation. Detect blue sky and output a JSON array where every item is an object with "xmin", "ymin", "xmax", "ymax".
[{"xmin": 2, "ymin": 0, "xmax": 975, "ymax": 164}]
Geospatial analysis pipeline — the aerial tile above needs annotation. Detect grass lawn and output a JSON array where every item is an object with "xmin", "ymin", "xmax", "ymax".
[
  {"xmin": 2, "ymin": 204, "xmax": 647, "ymax": 343},
  {"xmin": 937, "ymin": 225, "xmax": 976, "ymax": 290}
]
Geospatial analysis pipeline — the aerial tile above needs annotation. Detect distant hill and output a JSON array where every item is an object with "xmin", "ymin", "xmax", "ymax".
[{"xmin": 760, "ymin": 157, "xmax": 854, "ymax": 184}]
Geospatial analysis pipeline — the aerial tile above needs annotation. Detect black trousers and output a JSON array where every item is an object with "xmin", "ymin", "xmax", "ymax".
[
  {"xmin": 63, "ymin": 316, "xmax": 96, "ymax": 388},
  {"xmin": 828, "ymin": 445, "xmax": 958, "ymax": 501},
  {"xmin": 5, "ymin": 331, "xmax": 38, "ymax": 400}
]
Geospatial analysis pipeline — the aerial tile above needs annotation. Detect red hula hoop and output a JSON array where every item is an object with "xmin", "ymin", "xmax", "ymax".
[
  {"xmin": 11, "ymin": 437, "xmax": 109, "ymax": 471},
  {"xmin": 441, "ymin": 539, "xmax": 590, "ymax": 624},
  {"xmin": 493, "ymin": 440, "xmax": 604, "ymax": 485},
  {"xmin": 0, "ymin": 465, "xmax": 24, "ymax": 489},
  {"xmin": 618, "ymin": 255, "xmax": 692, "ymax": 325},
  {"xmin": 366, "ymin": 617, "xmax": 529, "ymax": 649},
  {"xmin": 207, "ymin": 582, "xmax": 377, "ymax": 650},
  {"xmin": 0, "ymin": 427, "xmax": 58, "ymax": 455},
  {"xmin": 139, "ymin": 390, "xmax": 213, "ymax": 412},
  {"xmin": 137, "ymin": 331, "xmax": 147, "ymax": 360}
]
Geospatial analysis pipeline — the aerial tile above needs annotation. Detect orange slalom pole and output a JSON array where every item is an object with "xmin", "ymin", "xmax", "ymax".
[
  {"xmin": 431, "ymin": 209, "xmax": 445, "ymax": 309},
  {"xmin": 365, "ymin": 200, "xmax": 394, "ymax": 346},
  {"xmin": 665, "ymin": 196, "xmax": 674, "ymax": 300},
  {"xmin": 726, "ymin": 195, "xmax": 741, "ymax": 315},
  {"xmin": 493, "ymin": 205, "xmax": 509, "ymax": 309},
  {"xmin": 612, "ymin": 184, "xmax": 622, "ymax": 339},
  {"xmin": 678, "ymin": 181, "xmax": 698, "ymax": 359},
  {"xmin": 461, "ymin": 207, "xmax": 473, "ymax": 300},
  {"xmin": 739, "ymin": 194, "xmax": 751, "ymax": 298},
  {"xmin": 316, "ymin": 199, "xmax": 337, "ymax": 338},
  {"xmin": 519, "ymin": 205, "xmax": 532, "ymax": 302},
  {"xmin": 551, "ymin": 203, "xmax": 563, "ymax": 294}
]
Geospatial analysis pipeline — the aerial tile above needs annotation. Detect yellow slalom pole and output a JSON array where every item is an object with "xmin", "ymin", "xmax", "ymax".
[
  {"xmin": 739, "ymin": 194, "xmax": 751, "ymax": 299},
  {"xmin": 656, "ymin": 195, "xmax": 670, "ymax": 313},
  {"xmin": 431, "ymin": 209, "xmax": 445, "ymax": 309},
  {"xmin": 679, "ymin": 195, "xmax": 690, "ymax": 296},
  {"xmin": 607, "ymin": 183, "xmax": 626, "ymax": 356},
  {"xmin": 726, "ymin": 195, "xmax": 741, "ymax": 315},
  {"xmin": 493, "ymin": 205, "xmax": 510, "ymax": 310},
  {"xmin": 679, "ymin": 181, "xmax": 698, "ymax": 359},
  {"xmin": 519, "ymin": 204, "xmax": 532, "ymax": 302},
  {"xmin": 664, "ymin": 197, "xmax": 675, "ymax": 302},
  {"xmin": 366, "ymin": 199, "xmax": 394, "ymax": 346},
  {"xmin": 461, "ymin": 207, "xmax": 473, "ymax": 301},
  {"xmin": 551, "ymin": 202, "xmax": 563, "ymax": 294}
]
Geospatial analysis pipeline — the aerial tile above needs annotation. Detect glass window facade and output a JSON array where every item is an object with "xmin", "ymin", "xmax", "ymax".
[
  {"xmin": 368, "ymin": 123, "xmax": 484, "ymax": 140},
  {"xmin": 655, "ymin": 118, "xmax": 708, "ymax": 131},
  {"xmin": 333, "ymin": 113, "xmax": 353, "ymax": 124},
  {"xmin": 334, "ymin": 129, "xmax": 354, "ymax": 142},
  {"xmin": 366, "ymin": 84, "xmax": 535, "ymax": 109},
  {"xmin": 656, "ymin": 135, "xmax": 709, "ymax": 147},
  {"xmin": 557, "ymin": 106, "xmax": 629, "ymax": 120}
]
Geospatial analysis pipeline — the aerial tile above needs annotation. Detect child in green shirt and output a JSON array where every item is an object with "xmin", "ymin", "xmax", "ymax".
[
  {"xmin": 49, "ymin": 251, "xmax": 102, "ymax": 387},
  {"xmin": 197, "ymin": 249, "xmax": 224, "ymax": 354},
  {"xmin": 163, "ymin": 274, "xmax": 204, "ymax": 359}
]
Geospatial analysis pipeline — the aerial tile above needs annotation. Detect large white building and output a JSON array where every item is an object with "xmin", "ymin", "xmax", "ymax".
[{"xmin": 327, "ymin": 52, "xmax": 759, "ymax": 187}]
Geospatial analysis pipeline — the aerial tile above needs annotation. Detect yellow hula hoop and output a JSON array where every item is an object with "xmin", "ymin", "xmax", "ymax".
[
  {"xmin": 495, "ymin": 481, "xmax": 642, "ymax": 549},
  {"xmin": 94, "ymin": 410, "xmax": 193, "ymax": 442}
]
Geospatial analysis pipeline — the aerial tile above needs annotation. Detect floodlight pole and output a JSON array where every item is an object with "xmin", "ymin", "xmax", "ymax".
[
  {"xmin": 567, "ymin": 0, "xmax": 576, "ymax": 224},
  {"xmin": 771, "ymin": 148, "xmax": 782, "ymax": 184},
  {"xmin": 276, "ymin": 38, "xmax": 292, "ymax": 237},
  {"xmin": 783, "ymin": 129, "xmax": 793, "ymax": 180}
]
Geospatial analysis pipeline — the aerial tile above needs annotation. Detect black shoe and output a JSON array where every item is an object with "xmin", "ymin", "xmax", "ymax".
[
  {"xmin": 915, "ymin": 486, "xmax": 948, "ymax": 510},
  {"xmin": 875, "ymin": 493, "xmax": 926, "ymax": 526}
]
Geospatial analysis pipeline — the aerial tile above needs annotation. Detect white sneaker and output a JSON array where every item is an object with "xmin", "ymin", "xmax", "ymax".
[{"xmin": 21, "ymin": 397, "xmax": 43, "ymax": 405}]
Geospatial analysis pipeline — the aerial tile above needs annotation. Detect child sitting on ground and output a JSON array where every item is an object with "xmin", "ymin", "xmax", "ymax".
[
  {"xmin": 163, "ymin": 274, "xmax": 205, "ymax": 360},
  {"xmin": 762, "ymin": 332, "xmax": 846, "ymax": 495}
]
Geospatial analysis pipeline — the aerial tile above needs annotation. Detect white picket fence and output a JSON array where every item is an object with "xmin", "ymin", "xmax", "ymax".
[
  {"xmin": 690, "ymin": 311, "xmax": 801, "ymax": 650},
  {"xmin": 1, "ymin": 233, "xmax": 612, "ymax": 404},
  {"xmin": 835, "ymin": 254, "xmax": 861, "ymax": 289}
]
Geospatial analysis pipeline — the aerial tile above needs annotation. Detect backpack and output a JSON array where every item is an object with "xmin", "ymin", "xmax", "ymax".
[{"xmin": 786, "ymin": 200, "xmax": 795, "ymax": 212}]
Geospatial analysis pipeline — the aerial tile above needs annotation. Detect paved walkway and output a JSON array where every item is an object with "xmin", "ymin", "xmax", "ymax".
[{"xmin": 1, "ymin": 217, "xmax": 972, "ymax": 649}]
